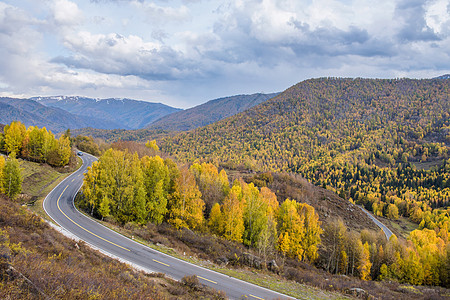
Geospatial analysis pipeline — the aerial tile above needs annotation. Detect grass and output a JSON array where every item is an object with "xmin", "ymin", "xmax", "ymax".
[
  {"xmin": 210, "ymin": 267, "xmax": 351, "ymax": 300},
  {"xmin": 21, "ymin": 156, "xmax": 82, "ymax": 222},
  {"xmin": 380, "ymin": 216, "xmax": 419, "ymax": 240}
]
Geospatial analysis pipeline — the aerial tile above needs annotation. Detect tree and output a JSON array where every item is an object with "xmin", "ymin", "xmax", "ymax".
[
  {"xmin": 3, "ymin": 121, "xmax": 26, "ymax": 155},
  {"xmin": 190, "ymin": 162, "xmax": 229, "ymax": 215},
  {"xmin": 3, "ymin": 154, "xmax": 22, "ymax": 199},
  {"xmin": 298, "ymin": 202, "xmax": 322, "ymax": 262},
  {"xmin": 357, "ymin": 240, "xmax": 372, "ymax": 280},
  {"xmin": 386, "ymin": 203, "xmax": 399, "ymax": 220},
  {"xmin": 0, "ymin": 156, "xmax": 5, "ymax": 194},
  {"xmin": 277, "ymin": 199, "xmax": 305, "ymax": 260},
  {"xmin": 141, "ymin": 155, "xmax": 169, "ymax": 224},
  {"xmin": 242, "ymin": 182, "xmax": 265, "ymax": 247},
  {"xmin": 221, "ymin": 182, "xmax": 245, "ymax": 242},
  {"xmin": 169, "ymin": 168, "xmax": 205, "ymax": 229},
  {"xmin": 208, "ymin": 202, "xmax": 223, "ymax": 235},
  {"xmin": 81, "ymin": 161, "xmax": 101, "ymax": 216}
]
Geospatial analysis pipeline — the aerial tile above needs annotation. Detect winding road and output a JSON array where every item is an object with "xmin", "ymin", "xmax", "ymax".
[
  {"xmin": 43, "ymin": 152, "xmax": 292, "ymax": 300},
  {"xmin": 358, "ymin": 205, "xmax": 394, "ymax": 240}
]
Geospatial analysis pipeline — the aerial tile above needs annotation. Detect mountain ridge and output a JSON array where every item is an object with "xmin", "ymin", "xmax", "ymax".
[
  {"xmin": 148, "ymin": 92, "xmax": 279, "ymax": 131},
  {"xmin": 0, "ymin": 97, "xmax": 122, "ymax": 132},
  {"xmin": 33, "ymin": 96, "xmax": 182, "ymax": 130}
]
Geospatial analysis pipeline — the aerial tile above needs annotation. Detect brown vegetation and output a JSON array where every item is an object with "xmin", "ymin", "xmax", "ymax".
[{"xmin": 0, "ymin": 194, "xmax": 225, "ymax": 299}]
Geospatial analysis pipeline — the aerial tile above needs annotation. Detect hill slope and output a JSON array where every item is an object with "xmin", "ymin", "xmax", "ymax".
[
  {"xmin": 148, "ymin": 93, "xmax": 279, "ymax": 131},
  {"xmin": 34, "ymin": 96, "xmax": 181, "ymax": 129},
  {"xmin": 161, "ymin": 77, "xmax": 449, "ymax": 230},
  {"xmin": 162, "ymin": 78, "xmax": 449, "ymax": 167},
  {"xmin": 0, "ymin": 98, "xmax": 121, "ymax": 132}
]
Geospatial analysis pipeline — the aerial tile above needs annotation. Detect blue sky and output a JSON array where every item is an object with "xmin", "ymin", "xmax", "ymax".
[{"xmin": 0, "ymin": 0, "xmax": 449, "ymax": 108}]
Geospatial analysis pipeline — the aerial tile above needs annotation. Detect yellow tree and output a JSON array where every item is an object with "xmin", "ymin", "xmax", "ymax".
[
  {"xmin": 4, "ymin": 121, "xmax": 26, "ymax": 155},
  {"xmin": 190, "ymin": 162, "xmax": 229, "ymax": 214},
  {"xmin": 298, "ymin": 203, "xmax": 322, "ymax": 262},
  {"xmin": 357, "ymin": 240, "xmax": 372, "ymax": 280},
  {"xmin": 169, "ymin": 168, "xmax": 205, "ymax": 229},
  {"xmin": 208, "ymin": 202, "xmax": 223, "ymax": 235},
  {"xmin": 221, "ymin": 182, "xmax": 245, "ymax": 242},
  {"xmin": 277, "ymin": 199, "xmax": 305, "ymax": 260},
  {"xmin": 141, "ymin": 155, "xmax": 169, "ymax": 224},
  {"xmin": 82, "ymin": 161, "xmax": 101, "ymax": 216},
  {"xmin": 0, "ymin": 156, "xmax": 4, "ymax": 194}
]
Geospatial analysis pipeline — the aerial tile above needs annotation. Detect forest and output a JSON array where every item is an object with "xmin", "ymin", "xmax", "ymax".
[
  {"xmin": 78, "ymin": 148, "xmax": 322, "ymax": 263},
  {"xmin": 0, "ymin": 121, "xmax": 73, "ymax": 200},
  {"xmin": 152, "ymin": 78, "xmax": 450, "ymax": 286},
  {"xmin": 77, "ymin": 139, "xmax": 450, "ymax": 288},
  {"xmin": 0, "ymin": 121, "xmax": 72, "ymax": 167}
]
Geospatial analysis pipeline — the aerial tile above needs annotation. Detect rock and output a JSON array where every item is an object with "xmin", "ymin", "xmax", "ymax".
[
  {"xmin": 215, "ymin": 257, "xmax": 228, "ymax": 266},
  {"xmin": 242, "ymin": 252, "xmax": 262, "ymax": 269},
  {"xmin": 347, "ymin": 288, "xmax": 367, "ymax": 297},
  {"xmin": 267, "ymin": 260, "xmax": 279, "ymax": 273}
]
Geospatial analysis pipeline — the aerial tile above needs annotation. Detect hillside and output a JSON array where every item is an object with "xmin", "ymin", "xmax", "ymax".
[
  {"xmin": 161, "ymin": 77, "xmax": 449, "ymax": 237},
  {"xmin": 34, "ymin": 96, "xmax": 181, "ymax": 130},
  {"xmin": 0, "ymin": 98, "xmax": 122, "ymax": 132},
  {"xmin": 148, "ymin": 93, "xmax": 279, "ymax": 131}
]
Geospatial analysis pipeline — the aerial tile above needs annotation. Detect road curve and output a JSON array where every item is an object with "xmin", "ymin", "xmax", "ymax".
[
  {"xmin": 44, "ymin": 152, "xmax": 293, "ymax": 300},
  {"xmin": 358, "ymin": 205, "xmax": 394, "ymax": 240}
]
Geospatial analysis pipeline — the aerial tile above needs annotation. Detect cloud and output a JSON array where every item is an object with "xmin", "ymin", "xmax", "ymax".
[
  {"xmin": 52, "ymin": 31, "xmax": 197, "ymax": 80},
  {"xmin": 51, "ymin": 0, "xmax": 84, "ymax": 26},
  {"xmin": 132, "ymin": 1, "xmax": 191, "ymax": 25},
  {"xmin": 395, "ymin": 0, "xmax": 440, "ymax": 42}
]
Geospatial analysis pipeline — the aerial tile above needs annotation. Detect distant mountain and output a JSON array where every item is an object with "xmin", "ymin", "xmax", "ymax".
[
  {"xmin": 434, "ymin": 74, "xmax": 450, "ymax": 79},
  {"xmin": 0, "ymin": 97, "xmax": 122, "ymax": 132},
  {"xmin": 33, "ymin": 96, "xmax": 181, "ymax": 130},
  {"xmin": 148, "ymin": 93, "xmax": 279, "ymax": 131}
]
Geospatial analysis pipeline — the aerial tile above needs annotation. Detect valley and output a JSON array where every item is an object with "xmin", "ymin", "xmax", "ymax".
[{"xmin": 0, "ymin": 76, "xmax": 448, "ymax": 299}]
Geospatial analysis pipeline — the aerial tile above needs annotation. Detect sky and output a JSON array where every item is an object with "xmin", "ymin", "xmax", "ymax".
[{"xmin": 0, "ymin": 0, "xmax": 449, "ymax": 108}]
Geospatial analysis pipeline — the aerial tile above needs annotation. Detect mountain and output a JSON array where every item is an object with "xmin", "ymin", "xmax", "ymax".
[
  {"xmin": 33, "ymin": 96, "xmax": 181, "ymax": 130},
  {"xmin": 435, "ymin": 74, "xmax": 450, "ymax": 79},
  {"xmin": 148, "ymin": 93, "xmax": 279, "ymax": 131},
  {"xmin": 161, "ymin": 77, "xmax": 449, "ymax": 169},
  {"xmin": 0, "ymin": 97, "xmax": 122, "ymax": 132},
  {"xmin": 160, "ymin": 77, "xmax": 449, "ymax": 240}
]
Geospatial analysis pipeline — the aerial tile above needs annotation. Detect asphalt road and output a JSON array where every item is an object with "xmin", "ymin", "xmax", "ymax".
[
  {"xmin": 358, "ymin": 205, "xmax": 394, "ymax": 240},
  {"xmin": 43, "ymin": 152, "xmax": 293, "ymax": 300}
]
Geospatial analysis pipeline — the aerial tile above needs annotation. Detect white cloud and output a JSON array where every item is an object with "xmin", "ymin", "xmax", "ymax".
[
  {"xmin": 0, "ymin": 0, "xmax": 449, "ymax": 108},
  {"xmin": 132, "ymin": 1, "xmax": 191, "ymax": 25},
  {"xmin": 51, "ymin": 0, "xmax": 83, "ymax": 26}
]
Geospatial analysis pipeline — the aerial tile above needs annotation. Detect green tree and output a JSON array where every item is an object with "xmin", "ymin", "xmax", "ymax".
[
  {"xmin": 3, "ymin": 154, "xmax": 22, "ymax": 199},
  {"xmin": 141, "ymin": 155, "xmax": 169, "ymax": 224}
]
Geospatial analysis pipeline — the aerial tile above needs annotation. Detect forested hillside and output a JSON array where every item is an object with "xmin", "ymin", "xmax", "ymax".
[
  {"xmin": 148, "ymin": 93, "xmax": 279, "ymax": 131},
  {"xmin": 161, "ymin": 78, "xmax": 449, "ymax": 258}
]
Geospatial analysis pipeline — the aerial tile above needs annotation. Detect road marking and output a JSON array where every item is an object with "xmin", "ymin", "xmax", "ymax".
[
  {"xmin": 198, "ymin": 276, "xmax": 217, "ymax": 284},
  {"xmin": 152, "ymin": 259, "xmax": 170, "ymax": 267},
  {"xmin": 71, "ymin": 178, "xmax": 75, "ymax": 182},
  {"xmin": 57, "ymin": 185, "xmax": 130, "ymax": 252},
  {"xmin": 249, "ymin": 294, "xmax": 264, "ymax": 300}
]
